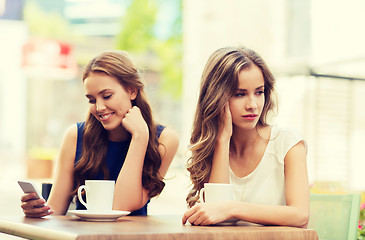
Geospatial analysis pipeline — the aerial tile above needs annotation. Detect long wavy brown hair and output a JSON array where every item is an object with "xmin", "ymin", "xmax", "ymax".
[
  {"xmin": 73, "ymin": 51, "xmax": 164, "ymax": 198},
  {"xmin": 186, "ymin": 46, "xmax": 276, "ymax": 207}
]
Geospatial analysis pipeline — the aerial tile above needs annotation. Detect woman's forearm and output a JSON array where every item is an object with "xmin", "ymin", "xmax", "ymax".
[
  {"xmin": 209, "ymin": 138, "xmax": 230, "ymax": 183},
  {"xmin": 113, "ymin": 133, "xmax": 149, "ymax": 211},
  {"xmin": 229, "ymin": 201, "xmax": 309, "ymax": 228}
]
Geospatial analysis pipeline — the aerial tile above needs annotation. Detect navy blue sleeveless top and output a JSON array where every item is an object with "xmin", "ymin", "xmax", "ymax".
[{"xmin": 74, "ymin": 122, "xmax": 165, "ymax": 215}]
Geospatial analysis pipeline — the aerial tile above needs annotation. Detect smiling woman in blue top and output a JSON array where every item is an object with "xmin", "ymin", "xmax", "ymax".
[{"xmin": 20, "ymin": 51, "xmax": 179, "ymax": 217}]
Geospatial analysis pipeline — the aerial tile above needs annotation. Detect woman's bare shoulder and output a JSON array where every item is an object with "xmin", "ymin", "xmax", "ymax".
[{"xmin": 159, "ymin": 127, "xmax": 179, "ymax": 147}]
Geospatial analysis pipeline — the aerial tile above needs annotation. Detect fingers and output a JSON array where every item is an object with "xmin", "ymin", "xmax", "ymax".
[
  {"xmin": 122, "ymin": 106, "xmax": 142, "ymax": 126},
  {"xmin": 200, "ymin": 217, "xmax": 215, "ymax": 226},
  {"xmin": 222, "ymin": 102, "xmax": 228, "ymax": 112},
  {"xmin": 217, "ymin": 103, "xmax": 233, "ymax": 141},
  {"xmin": 25, "ymin": 209, "xmax": 54, "ymax": 218},
  {"xmin": 223, "ymin": 103, "xmax": 232, "ymax": 119},
  {"xmin": 125, "ymin": 106, "xmax": 138, "ymax": 115},
  {"xmin": 21, "ymin": 194, "xmax": 54, "ymax": 218},
  {"xmin": 21, "ymin": 198, "xmax": 45, "ymax": 209},
  {"xmin": 182, "ymin": 204, "xmax": 198, "ymax": 224},
  {"xmin": 21, "ymin": 193, "xmax": 38, "ymax": 202},
  {"xmin": 122, "ymin": 106, "xmax": 149, "ymax": 137},
  {"xmin": 182, "ymin": 203, "xmax": 226, "ymax": 226},
  {"xmin": 190, "ymin": 214, "xmax": 207, "ymax": 226},
  {"xmin": 125, "ymin": 106, "xmax": 142, "ymax": 117},
  {"xmin": 22, "ymin": 203, "xmax": 54, "ymax": 218},
  {"xmin": 182, "ymin": 204, "xmax": 209, "ymax": 226},
  {"xmin": 23, "ymin": 207, "xmax": 52, "ymax": 217}
]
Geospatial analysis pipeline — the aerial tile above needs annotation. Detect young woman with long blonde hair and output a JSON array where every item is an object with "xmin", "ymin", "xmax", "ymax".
[
  {"xmin": 21, "ymin": 51, "xmax": 179, "ymax": 217},
  {"xmin": 182, "ymin": 46, "xmax": 309, "ymax": 227}
]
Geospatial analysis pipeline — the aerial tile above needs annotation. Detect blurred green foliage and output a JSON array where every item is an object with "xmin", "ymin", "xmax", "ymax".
[
  {"xmin": 115, "ymin": 0, "xmax": 157, "ymax": 53},
  {"xmin": 115, "ymin": 0, "xmax": 182, "ymax": 99},
  {"xmin": 23, "ymin": 0, "xmax": 182, "ymax": 99},
  {"xmin": 23, "ymin": 0, "xmax": 72, "ymax": 40}
]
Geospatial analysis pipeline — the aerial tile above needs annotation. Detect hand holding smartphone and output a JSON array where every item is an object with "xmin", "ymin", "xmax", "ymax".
[{"xmin": 18, "ymin": 180, "xmax": 45, "ymax": 208}]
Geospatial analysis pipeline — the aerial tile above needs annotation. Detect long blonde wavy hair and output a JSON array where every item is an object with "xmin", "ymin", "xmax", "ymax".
[
  {"xmin": 73, "ymin": 51, "xmax": 164, "ymax": 198},
  {"xmin": 186, "ymin": 46, "xmax": 276, "ymax": 207}
]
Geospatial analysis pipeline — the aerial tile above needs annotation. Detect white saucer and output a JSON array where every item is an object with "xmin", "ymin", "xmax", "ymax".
[{"xmin": 69, "ymin": 210, "xmax": 130, "ymax": 222}]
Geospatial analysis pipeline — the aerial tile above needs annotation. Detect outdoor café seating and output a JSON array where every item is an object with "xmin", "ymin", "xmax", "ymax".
[{"xmin": 308, "ymin": 193, "xmax": 361, "ymax": 240}]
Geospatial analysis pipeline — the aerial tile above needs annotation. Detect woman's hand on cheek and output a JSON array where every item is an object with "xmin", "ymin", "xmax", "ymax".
[
  {"xmin": 218, "ymin": 103, "xmax": 233, "ymax": 141},
  {"xmin": 182, "ymin": 202, "xmax": 231, "ymax": 226},
  {"xmin": 121, "ymin": 106, "xmax": 149, "ymax": 138}
]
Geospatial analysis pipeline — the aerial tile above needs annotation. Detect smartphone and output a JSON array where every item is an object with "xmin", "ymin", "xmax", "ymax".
[{"xmin": 18, "ymin": 180, "xmax": 45, "ymax": 207}]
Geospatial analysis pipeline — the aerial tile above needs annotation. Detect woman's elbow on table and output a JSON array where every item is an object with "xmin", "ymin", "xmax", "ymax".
[
  {"xmin": 293, "ymin": 209, "xmax": 309, "ymax": 228},
  {"xmin": 113, "ymin": 192, "xmax": 148, "ymax": 212}
]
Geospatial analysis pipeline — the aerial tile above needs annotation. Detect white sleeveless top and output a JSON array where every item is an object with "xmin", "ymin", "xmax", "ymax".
[{"xmin": 229, "ymin": 126, "xmax": 305, "ymax": 206}]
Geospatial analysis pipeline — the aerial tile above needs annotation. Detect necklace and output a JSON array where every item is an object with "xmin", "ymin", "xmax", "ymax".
[{"xmin": 238, "ymin": 134, "xmax": 259, "ymax": 201}]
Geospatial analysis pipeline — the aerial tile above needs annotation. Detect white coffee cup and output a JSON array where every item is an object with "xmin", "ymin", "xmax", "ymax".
[
  {"xmin": 200, "ymin": 183, "xmax": 235, "ymax": 203},
  {"xmin": 77, "ymin": 180, "xmax": 115, "ymax": 212}
]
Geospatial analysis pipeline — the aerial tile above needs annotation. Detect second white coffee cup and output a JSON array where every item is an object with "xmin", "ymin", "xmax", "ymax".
[
  {"xmin": 200, "ymin": 183, "xmax": 235, "ymax": 203},
  {"xmin": 77, "ymin": 180, "xmax": 115, "ymax": 212}
]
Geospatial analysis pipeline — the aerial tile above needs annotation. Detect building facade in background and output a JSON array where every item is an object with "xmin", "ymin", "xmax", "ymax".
[
  {"xmin": 182, "ymin": 0, "xmax": 365, "ymax": 191},
  {"xmin": 0, "ymin": 0, "xmax": 27, "ymax": 153}
]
